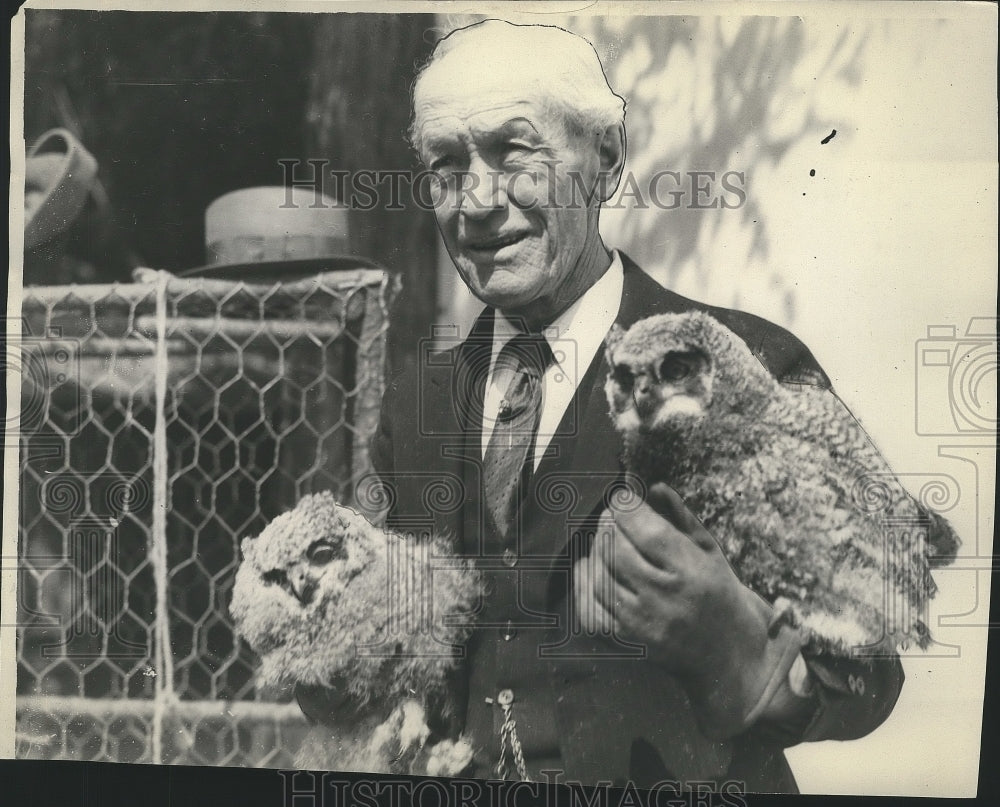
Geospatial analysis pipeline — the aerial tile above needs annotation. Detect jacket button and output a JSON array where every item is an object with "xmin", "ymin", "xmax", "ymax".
[
  {"xmin": 497, "ymin": 688, "xmax": 514, "ymax": 706},
  {"xmin": 501, "ymin": 620, "xmax": 517, "ymax": 641},
  {"xmin": 502, "ymin": 548, "xmax": 517, "ymax": 567}
]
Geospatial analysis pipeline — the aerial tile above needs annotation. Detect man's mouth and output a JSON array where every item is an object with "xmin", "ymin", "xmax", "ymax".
[{"xmin": 464, "ymin": 232, "xmax": 529, "ymax": 252}]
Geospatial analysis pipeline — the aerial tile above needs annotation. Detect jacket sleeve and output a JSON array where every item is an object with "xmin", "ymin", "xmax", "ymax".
[
  {"xmin": 748, "ymin": 645, "xmax": 905, "ymax": 747},
  {"xmin": 800, "ymin": 653, "xmax": 905, "ymax": 741}
]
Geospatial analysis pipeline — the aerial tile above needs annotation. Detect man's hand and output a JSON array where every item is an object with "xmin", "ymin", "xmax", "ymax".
[{"xmin": 574, "ymin": 482, "xmax": 807, "ymax": 738}]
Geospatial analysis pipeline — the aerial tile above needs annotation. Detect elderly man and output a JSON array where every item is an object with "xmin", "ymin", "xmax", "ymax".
[{"xmin": 302, "ymin": 20, "xmax": 903, "ymax": 790}]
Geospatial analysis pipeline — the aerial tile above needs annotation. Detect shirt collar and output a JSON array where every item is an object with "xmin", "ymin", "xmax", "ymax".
[{"xmin": 491, "ymin": 250, "xmax": 626, "ymax": 375}]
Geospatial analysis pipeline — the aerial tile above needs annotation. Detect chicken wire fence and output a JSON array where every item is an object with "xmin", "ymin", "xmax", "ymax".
[{"xmin": 13, "ymin": 266, "xmax": 394, "ymax": 766}]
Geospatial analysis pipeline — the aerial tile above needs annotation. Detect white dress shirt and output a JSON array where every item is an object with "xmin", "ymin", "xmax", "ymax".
[{"xmin": 481, "ymin": 250, "xmax": 625, "ymax": 469}]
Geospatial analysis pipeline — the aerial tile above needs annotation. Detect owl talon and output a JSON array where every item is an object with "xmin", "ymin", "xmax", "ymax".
[{"xmin": 769, "ymin": 597, "xmax": 797, "ymax": 637}]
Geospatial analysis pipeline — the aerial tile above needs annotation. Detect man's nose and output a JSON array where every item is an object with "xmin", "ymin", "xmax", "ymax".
[{"xmin": 459, "ymin": 157, "xmax": 505, "ymax": 220}]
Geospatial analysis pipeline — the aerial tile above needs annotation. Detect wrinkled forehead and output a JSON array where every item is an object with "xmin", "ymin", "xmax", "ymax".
[{"xmin": 413, "ymin": 50, "xmax": 572, "ymax": 147}]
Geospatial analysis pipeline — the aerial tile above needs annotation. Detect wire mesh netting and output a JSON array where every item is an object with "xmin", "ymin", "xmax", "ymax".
[{"xmin": 13, "ymin": 267, "xmax": 393, "ymax": 765}]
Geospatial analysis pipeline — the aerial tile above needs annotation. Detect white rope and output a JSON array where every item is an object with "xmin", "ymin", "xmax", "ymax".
[{"xmin": 150, "ymin": 270, "xmax": 175, "ymax": 764}]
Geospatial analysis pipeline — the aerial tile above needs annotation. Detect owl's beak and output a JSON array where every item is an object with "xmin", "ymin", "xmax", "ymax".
[
  {"xmin": 287, "ymin": 575, "xmax": 315, "ymax": 606},
  {"xmin": 262, "ymin": 567, "xmax": 315, "ymax": 606},
  {"xmin": 632, "ymin": 373, "xmax": 655, "ymax": 414}
]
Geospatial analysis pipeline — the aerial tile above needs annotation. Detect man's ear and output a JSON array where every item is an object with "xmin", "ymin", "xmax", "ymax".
[{"xmin": 595, "ymin": 122, "xmax": 626, "ymax": 203}]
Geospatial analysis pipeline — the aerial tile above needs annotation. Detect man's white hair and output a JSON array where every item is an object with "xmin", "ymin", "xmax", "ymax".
[{"xmin": 409, "ymin": 19, "xmax": 626, "ymax": 156}]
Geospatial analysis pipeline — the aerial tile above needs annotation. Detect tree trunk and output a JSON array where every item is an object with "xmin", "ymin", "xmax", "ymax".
[{"xmin": 306, "ymin": 13, "xmax": 439, "ymax": 379}]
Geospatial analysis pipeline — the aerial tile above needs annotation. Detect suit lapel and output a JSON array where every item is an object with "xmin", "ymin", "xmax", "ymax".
[
  {"xmin": 524, "ymin": 256, "xmax": 689, "ymax": 544},
  {"xmin": 421, "ymin": 257, "xmax": 693, "ymax": 552},
  {"xmin": 537, "ymin": 258, "xmax": 733, "ymax": 783}
]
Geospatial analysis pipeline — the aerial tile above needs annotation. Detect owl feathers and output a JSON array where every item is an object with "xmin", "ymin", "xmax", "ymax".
[
  {"xmin": 230, "ymin": 491, "xmax": 480, "ymax": 774},
  {"xmin": 605, "ymin": 311, "xmax": 959, "ymax": 658}
]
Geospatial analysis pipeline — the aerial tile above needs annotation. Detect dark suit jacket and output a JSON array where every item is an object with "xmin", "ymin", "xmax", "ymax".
[{"xmin": 368, "ymin": 254, "xmax": 904, "ymax": 791}]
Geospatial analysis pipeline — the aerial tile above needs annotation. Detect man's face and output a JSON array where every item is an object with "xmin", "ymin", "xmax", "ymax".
[{"xmin": 414, "ymin": 68, "xmax": 605, "ymax": 319}]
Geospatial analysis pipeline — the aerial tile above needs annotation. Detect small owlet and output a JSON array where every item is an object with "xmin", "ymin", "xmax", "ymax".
[
  {"xmin": 604, "ymin": 311, "xmax": 960, "ymax": 657},
  {"xmin": 230, "ymin": 491, "xmax": 480, "ymax": 775}
]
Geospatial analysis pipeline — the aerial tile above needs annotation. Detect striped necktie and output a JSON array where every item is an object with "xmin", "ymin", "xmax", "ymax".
[{"xmin": 482, "ymin": 332, "xmax": 554, "ymax": 540}]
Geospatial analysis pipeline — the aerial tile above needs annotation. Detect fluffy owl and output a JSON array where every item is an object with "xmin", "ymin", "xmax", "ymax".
[
  {"xmin": 604, "ymin": 311, "xmax": 960, "ymax": 657},
  {"xmin": 230, "ymin": 491, "xmax": 480, "ymax": 775}
]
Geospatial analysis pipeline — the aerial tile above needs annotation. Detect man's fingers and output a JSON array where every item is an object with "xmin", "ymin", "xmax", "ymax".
[
  {"xmin": 595, "ymin": 511, "xmax": 646, "ymax": 593},
  {"xmin": 573, "ymin": 556, "xmax": 616, "ymax": 634},
  {"xmin": 606, "ymin": 492, "xmax": 687, "ymax": 568},
  {"xmin": 592, "ymin": 571, "xmax": 640, "ymax": 618},
  {"xmin": 590, "ymin": 528, "xmax": 642, "ymax": 609},
  {"xmin": 644, "ymin": 482, "xmax": 720, "ymax": 553},
  {"xmin": 586, "ymin": 596, "xmax": 616, "ymax": 635}
]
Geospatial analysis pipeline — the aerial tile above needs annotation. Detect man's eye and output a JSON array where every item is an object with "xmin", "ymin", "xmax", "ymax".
[
  {"xmin": 307, "ymin": 539, "xmax": 344, "ymax": 565},
  {"xmin": 429, "ymin": 156, "xmax": 455, "ymax": 172},
  {"xmin": 501, "ymin": 143, "xmax": 535, "ymax": 161}
]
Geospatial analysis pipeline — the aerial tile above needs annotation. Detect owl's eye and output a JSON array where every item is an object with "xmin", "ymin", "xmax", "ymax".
[
  {"xmin": 307, "ymin": 539, "xmax": 345, "ymax": 566},
  {"xmin": 659, "ymin": 354, "xmax": 693, "ymax": 382},
  {"xmin": 612, "ymin": 364, "xmax": 635, "ymax": 393}
]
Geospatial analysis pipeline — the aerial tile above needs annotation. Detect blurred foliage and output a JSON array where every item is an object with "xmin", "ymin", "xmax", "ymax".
[
  {"xmin": 305, "ymin": 14, "xmax": 438, "ymax": 378},
  {"xmin": 576, "ymin": 15, "xmax": 870, "ymax": 326}
]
